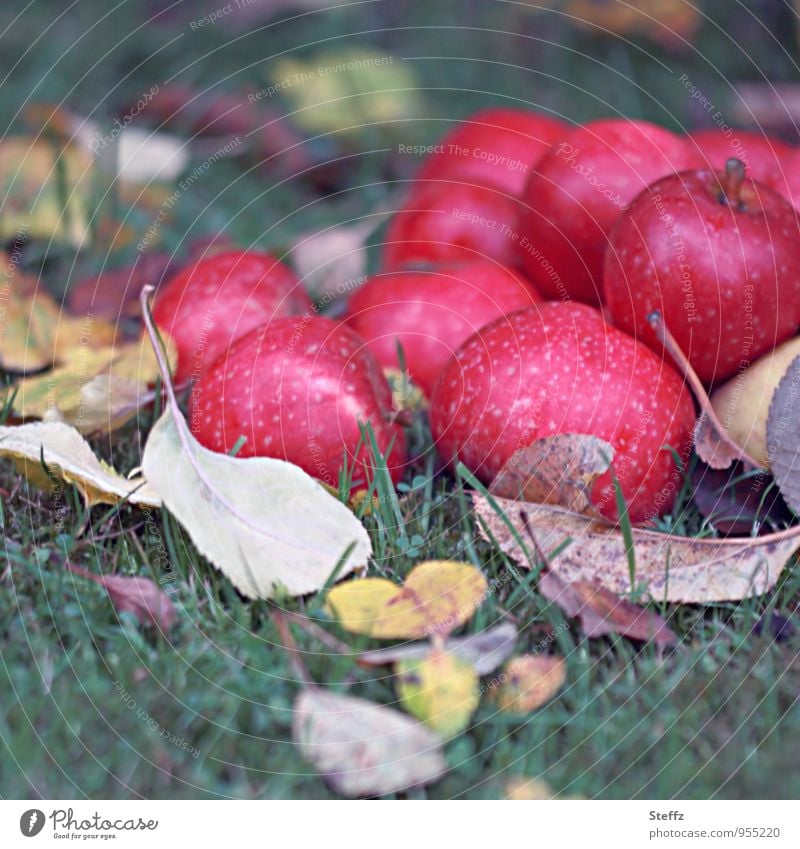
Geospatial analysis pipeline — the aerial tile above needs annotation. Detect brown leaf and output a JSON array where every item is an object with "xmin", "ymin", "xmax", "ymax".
[
  {"xmin": 766, "ymin": 355, "xmax": 800, "ymax": 515},
  {"xmin": 540, "ymin": 571, "xmax": 676, "ymax": 647},
  {"xmin": 67, "ymin": 564, "xmax": 176, "ymax": 630},
  {"xmin": 293, "ymin": 688, "xmax": 446, "ymax": 797},
  {"xmin": 358, "ymin": 622, "xmax": 517, "ymax": 675},
  {"xmin": 490, "ymin": 434, "xmax": 613, "ymax": 515},
  {"xmin": 473, "ymin": 494, "xmax": 800, "ymax": 603},
  {"xmin": 494, "ymin": 654, "xmax": 567, "ymax": 712},
  {"xmin": 693, "ymin": 415, "xmax": 741, "ymax": 470}
]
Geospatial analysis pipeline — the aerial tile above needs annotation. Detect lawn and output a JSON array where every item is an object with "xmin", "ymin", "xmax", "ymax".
[{"xmin": 1, "ymin": 0, "xmax": 799, "ymax": 800}]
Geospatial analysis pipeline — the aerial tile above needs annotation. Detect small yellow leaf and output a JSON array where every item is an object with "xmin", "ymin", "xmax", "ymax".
[
  {"xmin": 495, "ymin": 655, "xmax": 566, "ymax": 714},
  {"xmin": 396, "ymin": 649, "xmax": 479, "ymax": 738},
  {"xmin": 505, "ymin": 776, "xmax": 555, "ymax": 800},
  {"xmin": 0, "ymin": 421, "xmax": 161, "ymax": 508},
  {"xmin": 326, "ymin": 560, "xmax": 488, "ymax": 639}
]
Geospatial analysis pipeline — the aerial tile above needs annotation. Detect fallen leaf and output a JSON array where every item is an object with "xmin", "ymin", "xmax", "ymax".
[
  {"xmin": 490, "ymin": 434, "xmax": 613, "ymax": 515},
  {"xmin": 766, "ymin": 355, "xmax": 800, "ymax": 514},
  {"xmin": 358, "ymin": 622, "xmax": 517, "ymax": 675},
  {"xmin": 473, "ymin": 494, "xmax": 800, "ymax": 603},
  {"xmin": 115, "ymin": 128, "xmax": 189, "ymax": 183},
  {"xmin": 540, "ymin": 571, "xmax": 677, "ymax": 646},
  {"xmin": 505, "ymin": 776, "xmax": 556, "ymax": 800},
  {"xmin": 0, "ymin": 138, "xmax": 93, "ymax": 246},
  {"xmin": 293, "ymin": 687, "xmax": 447, "ymax": 797},
  {"xmin": 143, "ymin": 406, "xmax": 371, "ymax": 599},
  {"xmin": 12, "ymin": 333, "xmax": 175, "ymax": 434},
  {"xmin": 0, "ymin": 287, "xmax": 117, "ymax": 373},
  {"xmin": 326, "ymin": 560, "xmax": 488, "ymax": 639},
  {"xmin": 693, "ymin": 415, "xmax": 741, "ymax": 471},
  {"xmin": 494, "ymin": 654, "xmax": 566, "ymax": 713},
  {"xmin": 396, "ymin": 649, "xmax": 480, "ymax": 737},
  {"xmin": 67, "ymin": 563, "xmax": 176, "ymax": 630},
  {"xmin": 711, "ymin": 339, "xmax": 800, "ymax": 468},
  {"xmin": 0, "ymin": 421, "xmax": 161, "ymax": 507}
]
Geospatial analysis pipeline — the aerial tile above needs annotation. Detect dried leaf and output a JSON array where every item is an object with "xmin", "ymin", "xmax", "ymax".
[
  {"xmin": 474, "ymin": 494, "xmax": 800, "ymax": 603},
  {"xmin": 396, "ymin": 649, "xmax": 480, "ymax": 737},
  {"xmin": 540, "ymin": 571, "xmax": 677, "ymax": 646},
  {"xmin": 766, "ymin": 355, "xmax": 800, "ymax": 514},
  {"xmin": 494, "ymin": 654, "xmax": 566, "ymax": 713},
  {"xmin": 691, "ymin": 465, "xmax": 788, "ymax": 536},
  {"xmin": 0, "ymin": 288, "xmax": 117, "ymax": 373},
  {"xmin": 326, "ymin": 561, "xmax": 488, "ymax": 639},
  {"xmin": 710, "ymin": 339, "xmax": 800, "ymax": 469},
  {"xmin": 490, "ymin": 434, "xmax": 613, "ymax": 515},
  {"xmin": 293, "ymin": 688, "xmax": 447, "ymax": 797},
  {"xmin": 505, "ymin": 777, "xmax": 556, "ymax": 800},
  {"xmin": 358, "ymin": 622, "xmax": 517, "ymax": 675},
  {"xmin": 0, "ymin": 421, "xmax": 161, "ymax": 508},
  {"xmin": 100, "ymin": 574, "xmax": 177, "ymax": 629}
]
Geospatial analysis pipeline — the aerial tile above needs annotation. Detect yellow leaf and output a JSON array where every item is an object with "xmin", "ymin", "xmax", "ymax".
[
  {"xmin": 0, "ymin": 421, "xmax": 161, "ymax": 508},
  {"xmin": 13, "ymin": 333, "xmax": 176, "ymax": 434},
  {"xmin": 494, "ymin": 655, "xmax": 566, "ymax": 714},
  {"xmin": 505, "ymin": 777, "xmax": 556, "ymax": 800},
  {"xmin": 396, "ymin": 649, "xmax": 479, "ymax": 737},
  {"xmin": 326, "ymin": 560, "xmax": 488, "ymax": 639}
]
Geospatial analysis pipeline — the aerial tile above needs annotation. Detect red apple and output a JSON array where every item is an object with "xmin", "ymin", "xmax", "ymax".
[
  {"xmin": 412, "ymin": 107, "xmax": 567, "ymax": 196},
  {"xmin": 345, "ymin": 260, "xmax": 542, "ymax": 397},
  {"xmin": 190, "ymin": 316, "xmax": 407, "ymax": 486},
  {"xmin": 431, "ymin": 301, "xmax": 695, "ymax": 523},
  {"xmin": 153, "ymin": 250, "xmax": 312, "ymax": 383},
  {"xmin": 518, "ymin": 119, "xmax": 703, "ymax": 303},
  {"xmin": 690, "ymin": 128, "xmax": 792, "ymax": 188},
  {"xmin": 603, "ymin": 160, "xmax": 800, "ymax": 383},
  {"xmin": 382, "ymin": 182, "xmax": 521, "ymax": 270}
]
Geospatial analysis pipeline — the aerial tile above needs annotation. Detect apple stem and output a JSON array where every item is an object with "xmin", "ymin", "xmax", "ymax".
[
  {"xmin": 645, "ymin": 310, "xmax": 764, "ymax": 470},
  {"xmin": 721, "ymin": 158, "xmax": 746, "ymax": 209}
]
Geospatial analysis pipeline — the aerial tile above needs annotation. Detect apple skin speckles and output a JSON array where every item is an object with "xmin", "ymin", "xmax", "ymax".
[
  {"xmin": 153, "ymin": 251, "xmax": 312, "ymax": 383},
  {"xmin": 430, "ymin": 301, "xmax": 695, "ymax": 523},
  {"xmin": 190, "ymin": 316, "xmax": 407, "ymax": 487}
]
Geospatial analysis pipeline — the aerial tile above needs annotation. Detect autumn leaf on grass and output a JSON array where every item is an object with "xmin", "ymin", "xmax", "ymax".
[
  {"xmin": 0, "ymin": 421, "xmax": 161, "ymax": 508},
  {"xmin": 493, "ymin": 654, "xmax": 566, "ymax": 714},
  {"xmin": 14, "ymin": 333, "xmax": 177, "ymax": 434},
  {"xmin": 396, "ymin": 649, "xmax": 480, "ymax": 737},
  {"xmin": 540, "ymin": 571, "xmax": 677, "ymax": 647},
  {"xmin": 767, "ymin": 355, "xmax": 800, "ymax": 515},
  {"xmin": 358, "ymin": 622, "xmax": 517, "ymax": 675},
  {"xmin": 0, "ymin": 138, "xmax": 93, "ymax": 247},
  {"xmin": 505, "ymin": 777, "xmax": 557, "ymax": 800},
  {"xmin": 293, "ymin": 688, "xmax": 446, "ymax": 798},
  {"xmin": 0, "ymin": 287, "xmax": 117, "ymax": 373},
  {"xmin": 474, "ymin": 494, "xmax": 800, "ymax": 603},
  {"xmin": 137, "ymin": 286, "xmax": 370, "ymax": 600},
  {"xmin": 67, "ymin": 563, "xmax": 176, "ymax": 630},
  {"xmin": 326, "ymin": 560, "xmax": 488, "ymax": 639},
  {"xmin": 490, "ymin": 434, "xmax": 613, "ymax": 515}
]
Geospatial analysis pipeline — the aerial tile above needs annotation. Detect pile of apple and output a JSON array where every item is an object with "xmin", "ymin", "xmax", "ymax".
[{"xmin": 152, "ymin": 108, "xmax": 800, "ymax": 525}]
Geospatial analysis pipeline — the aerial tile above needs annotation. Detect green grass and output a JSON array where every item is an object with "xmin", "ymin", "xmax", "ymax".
[{"xmin": 2, "ymin": 0, "xmax": 800, "ymax": 800}]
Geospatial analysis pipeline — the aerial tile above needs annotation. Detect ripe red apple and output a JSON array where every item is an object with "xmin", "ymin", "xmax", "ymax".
[
  {"xmin": 518, "ymin": 119, "xmax": 703, "ymax": 303},
  {"xmin": 153, "ymin": 250, "xmax": 312, "ymax": 384},
  {"xmin": 382, "ymin": 182, "xmax": 521, "ymax": 270},
  {"xmin": 345, "ymin": 260, "xmax": 542, "ymax": 397},
  {"xmin": 603, "ymin": 160, "xmax": 800, "ymax": 383},
  {"xmin": 412, "ymin": 107, "xmax": 567, "ymax": 196},
  {"xmin": 690, "ymin": 128, "xmax": 792, "ymax": 188},
  {"xmin": 190, "ymin": 316, "xmax": 407, "ymax": 486},
  {"xmin": 431, "ymin": 302, "xmax": 695, "ymax": 523}
]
